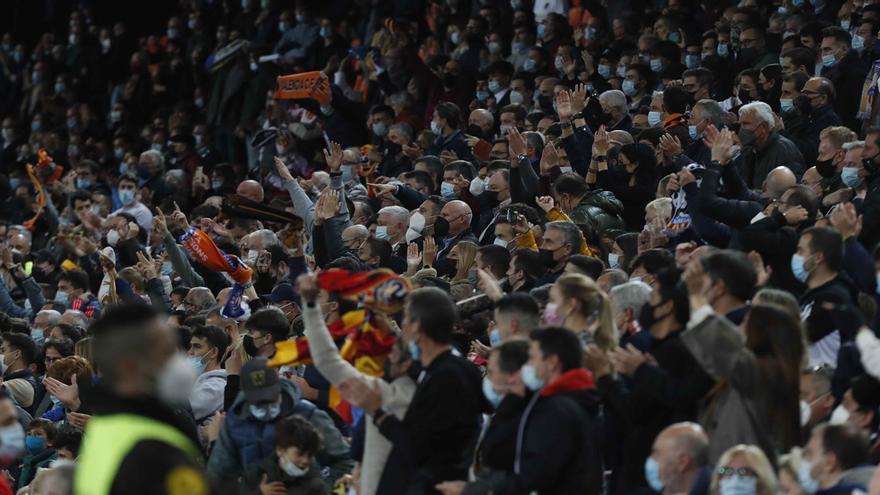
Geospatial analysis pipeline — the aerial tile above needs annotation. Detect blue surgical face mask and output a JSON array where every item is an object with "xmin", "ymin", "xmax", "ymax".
[
  {"xmin": 685, "ymin": 54, "xmax": 701, "ymax": 69},
  {"xmin": 597, "ymin": 64, "xmax": 611, "ymax": 79},
  {"xmin": 25, "ymin": 435, "xmax": 46, "ymax": 455},
  {"xmin": 375, "ymin": 225, "xmax": 389, "ymax": 240},
  {"xmin": 719, "ymin": 475, "xmax": 758, "ymax": 495},
  {"xmin": 476, "ymin": 90, "xmax": 490, "ymax": 102},
  {"xmin": 876, "ymin": 272, "xmax": 880, "ymax": 295},
  {"xmin": 649, "ymin": 58, "xmax": 663, "ymax": 72},
  {"xmin": 249, "ymin": 401, "xmax": 281, "ymax": 421},
  {"xmin": 30, "ymin": 328, "xmax": 45, "ymax": 346},
  {"xmin": 791, "ymin": 253, "xmax": 810, "ymax": 283},
  {"xmin": 55, "ymin": 290, "xmax": 70, "ymax": 306},
  {"xmin": 371, "ymin": 122, "xmax": 388, "ymax": 137},
  {"xmin": 522, "ymin": 58, "xmax": 537, "ymax": 72},
  {"xmin": 852, "ymin": 34, "xmax": 865, "ymax": 51},
  {"xmin": 841, "ymin": 166, "xmax": 863, "ymax": 187},
  {"xmin": 799, "ymin": 458, "xmax": 819, "ymax": 494},
  {"xmin": 821, "ymin": 53, "xmax": 837, "ymax": 67},
  {"xmin": 482, "ymin": 376, "xmax": 504, "ymax": 408},
  {"xmin": 119, "ymin": 188, "xmax": 136, "ymax": 206},
  {"xmin": 440, "ymin": 182, "xmax": 457, "ymax": 199},
  {"xmin": 188, "ymin": 355, "xmax": 207, "ymax": 375},
  {"xmin": 489, "ymin": 328, "xmax": 501, "ymax": 346},
  {"xmin": 488, "ymin": 80, "xmax": 502, "ymax": 93},
  {"xmin": 537, "ymin": 24, "xmax": 546, "ymax": 38},
  {"xmin": 622, "ymin": 79, "xmax": 637, "ymax": 96},
  {"xmin": 76, "ymin": 178, "xmax": 92, "ymax": 189},
  {"xmin": 648, "ymin": 111, "xmax": 663, "ymax": 127},
  {"xmin": 430, "ymin": 121, "xmax": 442, "ymax": 135},
  {"xmin": 688, "ymin": 125, "xmax": 699, "ymax": 140},
  {"xmin": 644, "ymin": 457, "xmax": 664, "ymax": 492},
  {"xmin": 717, "ymin": 43, "xmax": 729, "ymax": 57},
  {"xmin": 521, "ymin": 364, "xmax": 544, "ymax": 391},
  {"xmin": 280, "ymin": 456, "xmax": 308, "ymax": 478},
  {"xmin": 408, "ymin": 338, "xmax": 421, "ymax": 362},
  {"xmin": 780, "ymin": 98, "xmax": 794, "ymax": 112},
  {"xmin": 493, "ymin": 237, "xmax": 508, "ymax": 248}
]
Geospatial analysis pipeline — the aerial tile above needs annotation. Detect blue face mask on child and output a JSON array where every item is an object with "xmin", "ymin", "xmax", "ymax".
[{"xmin": 25, "ymin": 435, "xmax": 46, "ymax": 455}]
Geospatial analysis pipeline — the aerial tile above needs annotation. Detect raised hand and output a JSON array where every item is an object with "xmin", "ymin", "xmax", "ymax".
[
  {"xmin": 316, "ymin": 188, "xmax": 340, "ymax": 221},
  {"xmin": 830, "ymin": 202, "xmax": 862, "ymax": 240},
  {"xmin": 274, "ymin": 156, "xmax": 294, "ymax": 182},
  {"xmin": 136, "ymin": 251, "xmax": 158, "ymax": 280},
  {"xmin": 422, "ymin": 236, "xmax": 437, "ymax": 267},
  {"xmin": 748, "ymin": 250, "xmax": 771, "ymax": 287},
  {"xmin": 710, "ymin": 128, "xmax": 735, "ymax": 164},
  {"xmin": 507, "ymin": 126, "xmax": 527, "ymax": 159},
  {"xmin": 556, "ymin": 90, "xmax": 573, "ymax": 121},
  {"xmin": 406, "ymin": 242, "xmax": 421, "ymax": 270},
  {"xmin": 592, "ymin": 125, "xmax": 609, "ymax": 156},
  {"xmin": 536, "ymin": 196, "xmax": 555, "ymax": 213},
  {"xmin": 476, "ymin": 268, "xmax": 503, "ymax": 302},
  {"xmin": 782, "ymin": 206, "xmax": 808, "ymax": 225},
  {"xmin": 43, "ymin": 374, "xmax": 80, "ymax": 409},
  {"xmin": 539, "ymin": 141, "xmax": 560, "ymax": 175},
  {"xmin": 154, "ymin": 207, "xmax": 169, "ymax": 237},
  {"xmin": 323, "ymin": 141, "xmax": 344, "ymax": 171},
  {"xmin": 571, "ymin": 83, "xmax": 588, "ymax": 114},
  {"xmin": 171, "ymin": 201, "xmax": 191, "ymax": 232}
]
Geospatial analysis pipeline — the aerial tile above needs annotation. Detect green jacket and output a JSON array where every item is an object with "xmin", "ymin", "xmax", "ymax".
[{"xmin": 567, "ymin": 190, "xmax": 627, "ymax": 238}]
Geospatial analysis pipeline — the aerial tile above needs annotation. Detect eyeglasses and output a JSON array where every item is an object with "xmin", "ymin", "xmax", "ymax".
[{"xmin": 717, "ymin": 466, "xmax": 757, "ymax": 478}]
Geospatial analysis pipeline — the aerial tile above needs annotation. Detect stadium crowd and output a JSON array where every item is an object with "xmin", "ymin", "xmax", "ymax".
[{"xmin": 1, "ymin": 0, "xmax": 880, "ymax": 494}]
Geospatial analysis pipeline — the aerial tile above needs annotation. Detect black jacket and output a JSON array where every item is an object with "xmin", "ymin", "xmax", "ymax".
[
  {"xmin": 477, "ymin": 369, "xmax": 602, "ymax": 495},
  {"xmin": 598, "ymin": 330, "xmax": 714, "ymax": 494},
  {"xmin": 376, "ymin": 350, "xmax": 484, "ymax": 494},
  {"xmin": 858, "ymin": 174, "xmax": 880, "ymax": 249},
  {"xmin": 739, "ymin": 209, "xmax": 810, "ymax": 295},
  {"xmin": 800, "ymin": 273, "xmax": 861, "ymax": 346},
  {"xmin": 697, "ymin": 160, "xmax": 765, "ymax": 230},
  {"xmin": 785, "ymin": 104, "xmax": 842, "ymax": 166},
  {"xmin": 820, "ymin": 50, "xmax": 869, "ymax": 131},
  {"xmin": 473, "ymin": 393, "xmax": 529, "ymax": 474}
]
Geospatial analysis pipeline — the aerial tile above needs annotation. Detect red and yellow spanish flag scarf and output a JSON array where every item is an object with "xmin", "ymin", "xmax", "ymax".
[
  {"xmin": 268, "ymin": 269, "xmax": 410, "ymax": 423},
  {"xmin": 23, "ymin": 149, "xmax": 56, "ymax": 231}
]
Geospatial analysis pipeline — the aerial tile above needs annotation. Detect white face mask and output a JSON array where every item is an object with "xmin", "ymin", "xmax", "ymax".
[
  {"xmin": 279, "ymin": 456, "xmax": 308, "ymax": 478},
  {"xmin": 106, "ymin": 229, "xmax": 121, "ymax": 246},
  {"xmin": 829, "ymin": 403, "xmax": 850, "ymax": 425},
  {"xmin": 0, "ymin": 423, "xmax": 25, "ymax": 461},
  {"xmin": 156, "ymin": 353, "xmax": 197, "ymax": 406},
  {"xmin": 408, "ymin": 212, "xmax": 426, "ymax": 233},
  {"xmin": 493, "ymin": 237, "xmax": 509, "ymax": 248}
]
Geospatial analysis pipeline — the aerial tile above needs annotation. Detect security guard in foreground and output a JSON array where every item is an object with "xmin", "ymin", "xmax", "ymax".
[{"xmin": 74, "ymin": 304, "xmax": 209, "ymax": 495}]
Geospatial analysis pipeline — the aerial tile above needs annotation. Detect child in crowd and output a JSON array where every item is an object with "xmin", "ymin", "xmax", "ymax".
[{"xmin": 241, "ymin": 416, "xmax": 327, "ymax": 495}]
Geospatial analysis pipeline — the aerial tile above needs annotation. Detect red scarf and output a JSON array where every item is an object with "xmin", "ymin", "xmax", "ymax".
[{"xmin": 540, "ymin": 368, "xmax": 595, "ymax": 397}]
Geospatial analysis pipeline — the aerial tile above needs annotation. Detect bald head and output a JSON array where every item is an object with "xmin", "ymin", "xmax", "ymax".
[
  {"xmin": 764, "ymin": 166, "xmax": 796, "ymax": 199},
  {"xmin": 440, "ymin": 200, "xmax": 473, "ymax": 237},
  {"xmin": 650, "ymin": 422, "xmax": 710, "ymax": 491},
  {"xmin": 469, "ymin": 109, "xmax": 495, "ymax": 134},
  {"xmin": 236, "ymin": 180, "xmax": 264, "ymax": 203}
]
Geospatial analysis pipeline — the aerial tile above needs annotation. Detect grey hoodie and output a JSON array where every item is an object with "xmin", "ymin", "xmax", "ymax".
[{"xmin": 190, "ymin": 369, "xmax": 227, "ymax": 423}]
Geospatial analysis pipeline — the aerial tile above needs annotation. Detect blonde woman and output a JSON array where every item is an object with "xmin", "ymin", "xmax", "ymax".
[
  {"xmin": 710, "ymin": 445, "xmax": 779, "ymax": 495},
  {"xmin": 447, "ymin": 241, "xmax": 478, "ymax": 301},
  {"xmin": 545, "ymin": 273, "xmax": 616, "ymax": 350}
]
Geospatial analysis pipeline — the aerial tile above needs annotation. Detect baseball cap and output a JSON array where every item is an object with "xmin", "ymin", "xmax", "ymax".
[
  {"xmin": 264, "ymin": 281, "xmax": 297, "ymax": 304},
  {"xmin": 240, "ymin": 357, "xmax": 281, "ymax": 405}
]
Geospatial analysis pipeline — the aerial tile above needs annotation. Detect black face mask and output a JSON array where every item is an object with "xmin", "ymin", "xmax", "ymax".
[
  {"xmin": 433, "ymin": 216, "xmax": 450, "ymax": 237},
  {"xmin": 539, "ymin": 247, "xmax": 557, "ymax": 269},
  {"xmin": 466, "ymin": 124, "xmax": 485, "ymax": 139},
  {"xmin": 433, "ymin": 257, "xmax": 456, "ymax": 277},
  {"xmin": 737, "ymin": 47, "xmax": 758, "ymax": 64},
  {"xmin": 638, "ymin": 300, "xmax": 668, "ymax": 331},
  {"xmin": 536, "ymin": 94, "xmax": 552, "ymax": 111},
  {"xmin": 795, "ymin": 95, "xmax": 813, "ymax": 115},
  {"xmin": 815, "ymin": 158, "xmax": 837, "ymax": 178},
  {"xmin": 242, "ymin": 335, "xmax": 260, "ymax": 357},
  {"xmin": 386, "ymin": 142, "xmax": 401, "ymax": 156},
  {"xmin": 484, "ymin": 190, "xmax": 500, "ymax": 206},
  {"xmin": 737, "ymin": 89, "xmax": 752, "ymax": 104}
]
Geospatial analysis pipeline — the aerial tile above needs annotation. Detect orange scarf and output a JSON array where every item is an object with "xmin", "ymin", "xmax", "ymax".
[{"xmin": 178, "ymin": 227, "xmax": 253, "ymax": 285}]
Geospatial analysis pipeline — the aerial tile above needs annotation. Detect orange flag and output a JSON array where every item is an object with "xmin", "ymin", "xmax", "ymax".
[{"xmin": 273, "ymin": 71, "xmax": 331, "ymax": 105}]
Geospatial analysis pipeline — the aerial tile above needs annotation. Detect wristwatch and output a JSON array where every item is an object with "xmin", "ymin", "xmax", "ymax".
[
  {"xmin": 517, "ymin": 153, "xmax": 528, "ymax": 161},
  {"xmin": 594, "ymin": 155, "xmax": 607, "ymax": 161}
]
